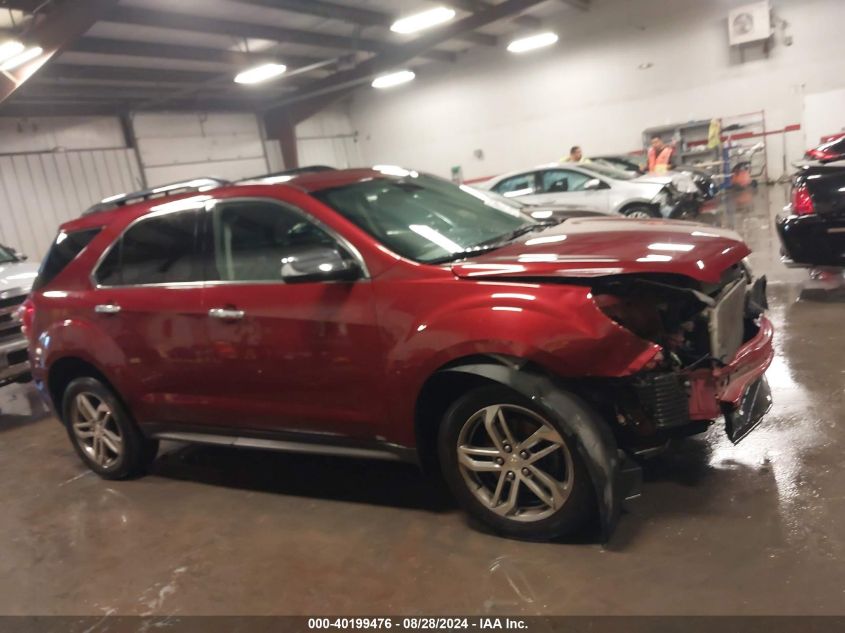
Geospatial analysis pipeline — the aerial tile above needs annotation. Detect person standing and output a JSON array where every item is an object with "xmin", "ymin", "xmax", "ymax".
[
  {"xmin": 564, "ymin": 145, "xmax": 588, "ymax": 163},
  {"xmin": 647, "ymin": 136, "xmax": 677, "ymax": 174}
]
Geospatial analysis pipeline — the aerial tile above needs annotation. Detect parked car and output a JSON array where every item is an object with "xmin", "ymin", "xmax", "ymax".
[
  {"xmin": 0, "ymin": 243, "xmax": 38, "ymax": 388},
  {"xmin": 777, "ymin": 160, "xmax": 845, "ymax": 268},
  {"xmin": 804, "ymin": 135, "xmax": 845, "ymax": 163},
  {"xmin": 472, "ymin": 188, "xmax": 607, "ymax": 222},
  {"xmin": 477, "ymin": 162, "xmax": 693, "ymax": 219},
  {"xmin": 593, "ymin": 154, "xmax": 719, "ymax": 201},
  {"xmin": 25, "ymin": 168, "xmax": 774, "ymax": 541}
]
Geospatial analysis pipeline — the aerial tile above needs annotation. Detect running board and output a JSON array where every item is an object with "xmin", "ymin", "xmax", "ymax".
[{"xmin": 152, "ymin": 431, "xmax": 410, "ymax": 462}]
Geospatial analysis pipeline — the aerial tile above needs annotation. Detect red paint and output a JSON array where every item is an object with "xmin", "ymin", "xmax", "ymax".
[{"xmin": 29, "ymin": 170, "xmax": 771, "ymax": 449}]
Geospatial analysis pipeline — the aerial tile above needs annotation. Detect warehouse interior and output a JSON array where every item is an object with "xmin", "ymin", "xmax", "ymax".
[{"xmin": 1, "ymin": 0, "xmax": 844, "ymax": 620}]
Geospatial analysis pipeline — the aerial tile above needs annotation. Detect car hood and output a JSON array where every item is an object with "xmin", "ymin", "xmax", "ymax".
[
  {"xmin": 0, "ymin": 260, "xmax": 39, "ymax": 296},
  {"xmin": 450, "ymin": 217, "xmax": 749, "ymax": 284}
]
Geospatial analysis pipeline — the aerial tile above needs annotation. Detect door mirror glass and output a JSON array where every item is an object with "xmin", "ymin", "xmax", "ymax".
[
  {"xmin": 280, "ymin": 246, "xmax": 362, "ymax": 284},
  {"xmin": 583, "ymin": 178, "xmax": 602, "ymax": 191}
]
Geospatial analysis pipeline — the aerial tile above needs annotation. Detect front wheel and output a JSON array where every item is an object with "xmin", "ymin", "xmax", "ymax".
[
  {"xmin": 438, "ymin": 386, "xmax": 595, "ymax": 540},
  {"xmin": 622, "ymin": 204, "xmax": 660, "ymax": 219}
]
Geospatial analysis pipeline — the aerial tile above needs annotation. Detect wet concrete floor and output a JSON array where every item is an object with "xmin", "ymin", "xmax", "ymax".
[{"xmin": 0, "ymin": 185, "xmax": 843, "ymax": 615}]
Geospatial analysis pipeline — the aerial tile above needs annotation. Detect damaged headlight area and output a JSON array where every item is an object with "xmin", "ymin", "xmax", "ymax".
[{"xmin": 586, "ymin": 264, "xmax": 771, "ymax": 449}]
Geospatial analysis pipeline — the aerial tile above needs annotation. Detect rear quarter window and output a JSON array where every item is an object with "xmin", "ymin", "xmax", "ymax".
[{"xmin": 32, "ymin": 228, "xmax": 102, "ymax": 291}]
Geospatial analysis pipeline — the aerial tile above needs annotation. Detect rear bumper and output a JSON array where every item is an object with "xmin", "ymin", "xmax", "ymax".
[{"xmin": 776, "ymin": 212, "xmax": 845, "ymax": 268}]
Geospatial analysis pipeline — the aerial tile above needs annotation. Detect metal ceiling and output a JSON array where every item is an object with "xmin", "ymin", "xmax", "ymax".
[{"xmin": 0, "ymin": 0, "xmax": 587, "ymax": 117}]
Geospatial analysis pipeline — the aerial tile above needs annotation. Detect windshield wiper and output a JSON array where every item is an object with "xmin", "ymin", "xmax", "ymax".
[{"xmin": 428, "ymin": 222, "xmax": 555, "ymax": 265}]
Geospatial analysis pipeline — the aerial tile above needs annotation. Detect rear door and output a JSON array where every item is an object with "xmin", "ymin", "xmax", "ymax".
[
  {"xmin": 89, "ymin": 206, "xmax": 209, "ymax": 426},
  {"xmin": 198, "ymin": 197, "xmax": 386, "ymax": 437}
]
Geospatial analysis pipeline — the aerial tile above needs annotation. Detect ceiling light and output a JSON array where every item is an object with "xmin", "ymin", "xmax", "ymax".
[
  {"xmin": 391, "ymin": 6, "xmax": 456, "ymax": 34},
  {"xmin": 506, "ymin": 32, "xmax": 559, "ymax": 54},
  {"xmin": 0, "ymin": 40, "xmax": 25, "ymax": 64},
  {"xmin": 234, "ymin": 63, "xmax": 287, "ymax": 84},
  {"xmin": 371, "ymin": 70, "xmax": 415, "ymax": 89},
  {"xmin": 0, "ymin": 45, "xmax": 43, "ymax": 71}
]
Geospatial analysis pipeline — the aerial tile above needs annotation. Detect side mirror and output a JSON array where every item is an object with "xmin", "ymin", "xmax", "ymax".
[
  {"xmin": 583, "ymin": 178, "xmax": 602, "ymax": 191},
  {"xmin": 548, "ymin": 179, "xmax": 569, "ymax": 193},
  {"xmin": 280, "ymin": 246, "xmax": 362, "ymax": 284}
]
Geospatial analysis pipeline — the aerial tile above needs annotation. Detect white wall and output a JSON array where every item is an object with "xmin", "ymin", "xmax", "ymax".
[
  {"xmin": 132, "ymin": 112, "xmax": 270, "ymax": 186},
  {"xmin": 0, "ymin": 116, "xmax": 125, "ymax": 154},
  {"xmin": 296, "ymin": 103, "xmax": 362, "ymax": 168},
  {"xmin": 349, "ymin": 0, "xmax": 845, "ymax": 181}
]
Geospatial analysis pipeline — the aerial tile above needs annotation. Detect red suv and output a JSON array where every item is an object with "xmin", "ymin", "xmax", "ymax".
[{"xmin": 24, "ymin": 168, "xmax": 774, "ymax": 540}]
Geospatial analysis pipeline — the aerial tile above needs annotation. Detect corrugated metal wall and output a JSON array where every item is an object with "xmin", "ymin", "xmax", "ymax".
[{"xmin": 0, "ymin": 148, "xmax": 143, "ymax": 261}]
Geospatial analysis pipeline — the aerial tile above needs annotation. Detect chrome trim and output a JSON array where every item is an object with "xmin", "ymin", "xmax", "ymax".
[
  {"xmin": 0, "ymin": 336, "xmax": 27, "ymax": 355},
  {"xmin": 94, "ymin": 304, "xmax": 121, "ymax": 314},
  {"xmin": 827, "ymin": 227, "xmax": 845, "ymax": 234},
  {"xmin": 152, "ymin": 431, "xmax": 405, "ymax": 462},
  {"xmin": 0, "ymin": 360, "xmax": 29, "ymax": 381},
  {"xmin": 89, "ymin": 196, "xmax": 371, "ymax": 290},
  {"xmin": 208, "ymin": 307, "xmax": 245, "ymax": 320}
]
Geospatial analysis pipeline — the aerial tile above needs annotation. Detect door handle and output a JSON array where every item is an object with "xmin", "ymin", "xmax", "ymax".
[
  {"xmin": 208, "ymin": 308, "xmax": 245, "ymax": 320},
  {"xmin": 95, "ymin": 304, "xmax": 121, "ymax": 314}
]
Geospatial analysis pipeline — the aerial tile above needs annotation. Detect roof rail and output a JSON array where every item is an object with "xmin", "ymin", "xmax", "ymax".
[
  {"xmin": 82, "ymin": 177, "xmax": 231, "ymax": 216},
  {"xmin": 238, "ymin": 165, "xmax": 337, "ymax": 183}
]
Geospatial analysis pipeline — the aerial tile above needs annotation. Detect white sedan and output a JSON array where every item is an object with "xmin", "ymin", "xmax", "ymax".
[{"xmin": 477, "ymin": 162, "xmax": 687, "ymax": 219}]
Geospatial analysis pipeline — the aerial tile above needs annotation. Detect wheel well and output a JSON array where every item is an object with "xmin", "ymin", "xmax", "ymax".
[
  {"xmin": 413, "ymin": 357, "xmax": 504, "ymax": 475},
  {"xmin": 619, "ymin": 201, "xmax": 656, "ymax": 215},
  {"xmin": 47, "ymin": 357, "xmax": 114, "ymax": 414}
]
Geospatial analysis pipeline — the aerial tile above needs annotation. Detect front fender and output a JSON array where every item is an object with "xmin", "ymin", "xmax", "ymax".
[{"xmin": 443, "ymin": 360, "xmax": 641, "ymax": 541}]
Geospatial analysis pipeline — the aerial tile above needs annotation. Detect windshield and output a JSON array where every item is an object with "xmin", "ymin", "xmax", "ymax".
[
  {"xmin": 0, "ymin": 244, "xmax": 18, "ymax": 264},
  {"xmin": 313, "ymin": 174, "xmax": 534, "ymax": 264},
  {"xmin": 580, "ymin": 161, "xmax": 636, "ymax": 181}
]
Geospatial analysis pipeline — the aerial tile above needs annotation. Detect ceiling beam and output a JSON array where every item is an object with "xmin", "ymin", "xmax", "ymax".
[
  {"xmin": 43, "ymin": 63, "xmax": 219, "ymax": 84},
  {"xmin": 0, "ymin": 0, "xmax": 120, "ymax": 105},
  {"xmin": 448, "ymin": 0, "xmax": 542, "ymax": 29},
  {"xmin": 267, "ymin": 0, "xmax": 549, "ymax": 123},
  {"xmin": 69, "ymin": 37, "xmax": 327, "ymax": 71},
  {"xmin": 104, "ymin": 5, "xmax": 457, "ymax": 65},
  {"xmin": 232, "ymin": 0, "xmax": 497, "ymax": 47},
  {"xmin": 560, "ymin": 0, "xmax": 590, "ymax": 10}
]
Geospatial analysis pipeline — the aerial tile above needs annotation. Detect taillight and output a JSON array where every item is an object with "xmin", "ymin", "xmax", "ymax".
[
  {"xmin": 791, "ymin": 184, "xmax": 815, "ymax": 216},
  {"xmin": 806, "ymin": 148, "xmax": 841, "ymax": 161},
  {"xmin": 18, "ymin": 298, "xmax": 34, "ymax": 339}
]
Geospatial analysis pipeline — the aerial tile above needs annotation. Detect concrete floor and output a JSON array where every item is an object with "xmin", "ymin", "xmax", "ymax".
[{"xmin": 1, "ymin": 184, "xmax": 844, "ymax": 616}]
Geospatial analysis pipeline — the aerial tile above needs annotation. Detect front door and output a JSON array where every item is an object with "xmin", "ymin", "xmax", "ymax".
[
  {"xmin": 198, "ymin": 198, "xmax": 386, "ymax": 438},
  {"xmin": 534, "ymin": 168, "xmax": 610, "ymax": 212}
]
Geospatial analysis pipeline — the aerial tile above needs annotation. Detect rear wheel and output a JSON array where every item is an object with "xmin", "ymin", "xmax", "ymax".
[
  {"xmin": 438, "ymin": 386, "xmax": 595, "ymax": 540},
  {"xmin": 62, "ymin": 377, "xmax": 158, "ymax": 480},
  {"xmin": 622, "ymin": 204, "xmax": 659, "ymax": 219}
]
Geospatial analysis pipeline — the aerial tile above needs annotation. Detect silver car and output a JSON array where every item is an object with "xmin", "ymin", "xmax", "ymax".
[
  {"xmin": 478, "ymin": 162, "xmax": 684, "ymax": 219},
  {"xmin": 0, "ymin": 243, "xmax": 38, "ymax": 388}
]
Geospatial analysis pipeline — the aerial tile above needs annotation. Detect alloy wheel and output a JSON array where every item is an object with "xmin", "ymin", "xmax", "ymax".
[
  {"xmin": 70, "ymin": 392, "xmax": 123, "ymax": 469},
  {"xmin": 626, "ymin": 209, "xmax": 653, "ymax": 219},
  {"xmin": 456, "ymin": 404, "xmax": 574, "ymax": 522}
]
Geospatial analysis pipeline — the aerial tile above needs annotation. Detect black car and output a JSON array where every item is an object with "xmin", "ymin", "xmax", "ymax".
[{"xmin": 776, "ymin": 161, "xmax": 845, "ymax": 268}]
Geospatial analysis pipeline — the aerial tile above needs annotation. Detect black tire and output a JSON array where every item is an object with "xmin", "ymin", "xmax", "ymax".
[
  {"xmin": 438, "ymin": 385, "xmax": 595, "ymax": 541},
  {"xmin": 61, "ymin": 377, "xmax": 158, "ymax": 480},
  {"xmin": 622, "ymin": 204, "xmax": 660, "ymax": 219}
]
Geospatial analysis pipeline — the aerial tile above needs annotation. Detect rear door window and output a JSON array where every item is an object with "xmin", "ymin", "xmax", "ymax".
[
  {"xmin": 95, "ymin": 210, "xmax": 202, "ymax": 286},
  {"xmin": 33, "ymin": 227, "xmax": 102, "ymax": 291}
]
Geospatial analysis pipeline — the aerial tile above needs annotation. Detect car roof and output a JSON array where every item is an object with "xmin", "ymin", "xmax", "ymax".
[{"xmin": 59, "ymin": 168, "xmax": 389, "ymax": 233}]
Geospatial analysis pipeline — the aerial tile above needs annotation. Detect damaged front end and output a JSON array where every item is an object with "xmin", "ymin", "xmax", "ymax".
[{"xmin": 589, "ymin": 261, "xmax": 773, "ymax": 450}]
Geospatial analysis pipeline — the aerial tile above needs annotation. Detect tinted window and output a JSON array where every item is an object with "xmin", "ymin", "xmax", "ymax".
[
  {"xmin": 96, "ymin": 210, "xmax": 201, "ymax": 286},
  {"xmin": 492, "ymin": 173, "xmax": 536, "ymax": 197},
  {"xmin": 313, "ymin": 174, "xmax": 530, "ymax": 264},
  {"xmin": 211, "ymin": 200, "xmax": 338, "ymax": 282},
  {"xmin": 541, "ymin": 169, "xmax": 592, "ymax": 193},
  {"xmin": 33, "ymin": 228, "xmax": 102, "ymax": 291}
]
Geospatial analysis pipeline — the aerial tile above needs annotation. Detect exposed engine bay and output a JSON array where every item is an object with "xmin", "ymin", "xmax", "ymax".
[{"xmin": 585, "ymin": 263, "xmax": 769, "ymax": 449}]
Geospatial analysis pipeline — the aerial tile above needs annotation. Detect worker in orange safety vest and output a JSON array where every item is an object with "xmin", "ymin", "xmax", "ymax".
[{"xmin": 647, "ymin": 136, "xmax": 676, "ymax": 175}]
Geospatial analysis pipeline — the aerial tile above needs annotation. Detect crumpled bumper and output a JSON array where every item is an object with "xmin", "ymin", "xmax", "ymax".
[{"xmin": 687, "ymin": 316, "xmax": 774, "ymax": 441}]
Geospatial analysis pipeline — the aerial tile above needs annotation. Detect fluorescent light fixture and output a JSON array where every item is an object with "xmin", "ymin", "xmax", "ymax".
[
  {"xmin": 234, "ymin": 63, "xmax": 287, "ymax": 84},
  {"xmin": 391, "ymin": 6, "xmax": 456, "ymax": 34},
  {"xmin": 0, "ymin": 40, "xmax": 25, "ymax": 64},
  {"xmin": 371, "ymin": 70, "xmax": 415, "ymax": 89},
  {"xmin": 0, "ymin": 45, "xmax": 43, "ymax": 71},
  {"xmin": 507, "ymin": 32, "xmax": 559, "ymax": 54}
]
